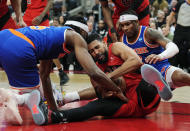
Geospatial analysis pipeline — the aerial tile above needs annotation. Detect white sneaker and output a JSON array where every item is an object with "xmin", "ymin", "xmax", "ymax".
[
  {"xmin": 141, "ymin": 64, "xmax": 172, "ymax": 101},
  {"xmin": 52, "ymin": 83, "xmax": 64, "ymax": 107},
  {"xmin": 25, "ymin": 90, "xmax": 48, "ymax": 125},
  {"xmin": 0, "ymin": 88, "xmax": 23, "ymax": 125}
]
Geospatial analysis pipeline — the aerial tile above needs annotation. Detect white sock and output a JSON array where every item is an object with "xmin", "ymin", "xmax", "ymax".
[
  {"xmin": 63, "ymin": 91, "xmax": 80, "ymax": 103},
  {"xmin": 14, "ymin": 93, "xmax": 30, "ymax": 106}
]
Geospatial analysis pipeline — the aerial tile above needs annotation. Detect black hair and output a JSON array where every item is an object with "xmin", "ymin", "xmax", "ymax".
[
  {"xmin": 120, "ymin": 10, "xmax": 138, "ymax": 18},
  {"xmin": 86, "ymin": 33, "xmax": 102, "ymax": 45},
  {"xmin": 64, "ymin": 15, "xmax": 87, "ymax": 34},
  {"xmin": 53, "ymin": 17, "xmax": 60, "ymax": 24}
]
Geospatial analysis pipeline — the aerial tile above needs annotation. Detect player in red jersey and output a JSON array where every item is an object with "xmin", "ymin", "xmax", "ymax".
[
  {"xmin": 0, "ymin": 0, "xmax": 26, "ymax": 30},
  {"xmin": 49, "ymin": 33, "xmax": 166, "ymax": 123},
  {"xmin": 99, "ymin": 0, "xmax": 150, "ymax": 42}
]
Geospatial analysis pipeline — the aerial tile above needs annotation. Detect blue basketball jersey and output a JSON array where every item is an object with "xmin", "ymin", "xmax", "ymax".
[
  {"xmin": 16, "ymin": 26, "xmax": 71, "ymax": 60},
  {"xmin": 122, "ymin": 26, "xmax": 171, "ymax": 73},
  {"xmin": 0, "ymin": 26, "xmax": 72, "ymax": 87}
]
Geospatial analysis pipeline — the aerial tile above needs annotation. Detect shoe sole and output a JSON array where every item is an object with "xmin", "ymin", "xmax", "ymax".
[
  {"xmin": 26, "ymin": 90, "xmax": 46, "ymax": 125},
  {"xmin": 141, "ymin": 64, "xmax": 172, "ymax": 101}
]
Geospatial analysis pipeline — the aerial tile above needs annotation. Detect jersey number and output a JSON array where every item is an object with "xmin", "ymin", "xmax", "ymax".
[{"xmin": 29, "ymin": 26, "xmax": 49, "ymax": 30}]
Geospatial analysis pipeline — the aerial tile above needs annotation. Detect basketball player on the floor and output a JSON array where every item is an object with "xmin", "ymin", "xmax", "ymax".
[
  {"xmin": 119, "ymin": 10, "xmax": 190, "ymax": 91},
  {"xmin": 0, "ymin": 16, "xmax": 127, "ymax": 125},
  {"xmin": 49, "ymin": 33, "xmax": 170, "ymax": 124}
]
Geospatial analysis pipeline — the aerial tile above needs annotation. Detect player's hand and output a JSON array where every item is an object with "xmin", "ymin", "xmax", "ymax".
[
  {"xmin": 32, "ymin": 15, "xmax": 43, "ymax": 26},
  {"xmin": 101, "ymin": 90, "xmax": 114, "ymax": 98},
  {"xmin": 114, "ymin": 90, "xmax": 128, "ymax": 102},
  {"xmin": 145, "ymin": 54, "xmax": 162, "ymax": 64},
  {"xmin": 16, "ymin": 16, "xmax": 27, "ymax": 27},
  {"xmin": 18, "ymin": 19, "xmax": 27, "ymax": 27},
  {"xmin": 101, "ymin": 89, "xmax": 128, "ymax": 102}
]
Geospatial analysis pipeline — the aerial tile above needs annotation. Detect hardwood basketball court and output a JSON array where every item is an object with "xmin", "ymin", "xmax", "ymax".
[{"xmin": 0, "ymin": 70, "xmax": 190, "ymax": 131}]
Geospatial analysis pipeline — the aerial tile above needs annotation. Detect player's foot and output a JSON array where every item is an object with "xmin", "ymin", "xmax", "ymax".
[
  {"xmin": 0, "ymin": 88, "xmax": 23, "ymax": 125},
  {"xmin": 141, "ymin": 64, "xmax": 172, "ymax": 101},
  {"xmin": 59, "ymin": 71, "xmax": 69, "ymax": 86},
  {"xmin": 50, "ymin": 110, "xmax": 67, "ymax": 123},
  {"xmin": 25, "ymin": 90, "xmax": 48, "ymax": 125}
]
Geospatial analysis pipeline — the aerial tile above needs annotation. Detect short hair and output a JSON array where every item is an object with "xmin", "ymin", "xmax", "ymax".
[
  {"xmin": 64, "ymin": 15, "xmax": 87, "ymax": 34},
  {"xmin": 53, "ymin": 17, "xmax": 60, "ymax": 23},
  {"xmin": 86, "ymin": 33, "xmax": 102, "ymax": 45},
  {"xmin": 120, "ymin": 10, "xmax": 138, "ymax": 18},
  {"xmin": 161, "ymin": 24, "xmax": 166, "ymax": 29},
  {"xmin": 157, "ymin": 10, "xmax": 165, "ymax": 16}
]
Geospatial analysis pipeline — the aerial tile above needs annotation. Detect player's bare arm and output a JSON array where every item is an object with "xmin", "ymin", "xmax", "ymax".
[
  {"xmin": 146, "ymin": 28, "xmax": 171, "ymax": 47},
  {"xmin": 108, "ymin": 42, "xmax": 143, "ymax": 79},
  {"xmin": 40, "ymin": 59, "xmax": 57, "ymax": 111},
  {"xmin": 10, "ymin": 0, "xmax": 27, "ymax": 27},
  {"xmin": 100, "ymin": 0, "xmax": 118, "ymax": 42},
  {"xmin": 145, "ymin": 28, "xmax": 179, "ymax": 64},
  {"xmin": 32, "ymin": 0, "xmax": 53, "ymax": 25}
]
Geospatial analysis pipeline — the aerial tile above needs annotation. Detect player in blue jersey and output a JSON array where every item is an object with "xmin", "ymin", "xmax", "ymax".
[
  {"xmin": 0, "ymin": 15, "xmax": 127, "ymax": 125},
  {"xmin": 119, "ymin": 10, "xmax": 190, "ymax": 94}
]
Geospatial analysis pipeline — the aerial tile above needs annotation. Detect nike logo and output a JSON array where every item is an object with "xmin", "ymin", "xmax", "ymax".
[
  {"xmin": 154, "ymin": 80, "xmax": 164, "ymax": 91},
  {"xmin": 32, "ymin": 105, "xmax": 39, "ymax": 114}
]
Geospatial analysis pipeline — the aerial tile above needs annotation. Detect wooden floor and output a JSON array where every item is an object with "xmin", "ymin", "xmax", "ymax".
[{"xmin": 0, "ymin": 70, "xmax": 190, "ymax": 131}]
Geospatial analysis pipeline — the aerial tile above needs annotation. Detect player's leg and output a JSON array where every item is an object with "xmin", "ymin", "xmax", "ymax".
[
  {"xmin": 169, "ymin": 66, "xmax": 190, "ymax": 87},
  {"xmin": 51, "ymin": 97, "xmax": 125, "ymax": 123},
  {"xmin": 53, "ymin": 58, "xmax": 69, "ymax": 86},
  {"xmin": 63, "ymin": 87, "xmax": 96, "ymax": 104},
  {"xmin": 113, "ymin": 79, "xmax": 161, "ymax": 118},
  {"xmin": 0, "ymin": 30, "xmax": 48, "ymax": 125},
  {"xmin": 136, "ymin": 79, "xmax": 161, "ymax": 114},
  {"xmin": 0, "ymin": 30, "xmax": 24, "ymax": 125},
  {"xmin": 62, "ymin": 76, "xmax": 126, "ymax": 104}
]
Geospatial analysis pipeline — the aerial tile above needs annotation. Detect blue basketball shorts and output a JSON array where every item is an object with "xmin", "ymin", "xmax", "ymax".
[{"xmin": 0, "ymin": 29, "xmax": 40, "ymax": 90}]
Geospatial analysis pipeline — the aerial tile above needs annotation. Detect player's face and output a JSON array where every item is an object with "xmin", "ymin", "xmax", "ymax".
[
  {"xmin": 88, "ymin": 40, "xmax": 108, "ymax": 64},
  {"xmin": 120, "ymin": 20, "xmax": 137, "ymax": 38}
]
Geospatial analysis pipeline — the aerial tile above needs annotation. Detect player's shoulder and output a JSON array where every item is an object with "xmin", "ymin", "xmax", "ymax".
[{"xmin": 145, "ymin": 27, "xmax": 160, "ymax": 38}]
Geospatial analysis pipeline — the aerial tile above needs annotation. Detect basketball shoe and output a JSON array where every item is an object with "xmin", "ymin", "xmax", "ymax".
[
  {"xmin": 0, "ymin": 88, "xmax": 23, "ymax": 125},
  {"xmin": 25, "ymin": 90, "xmax": 48, "ymax": 125},
  {"xmin": 141, "ymin": 64, "xmax": 172, "ymax": 101}
]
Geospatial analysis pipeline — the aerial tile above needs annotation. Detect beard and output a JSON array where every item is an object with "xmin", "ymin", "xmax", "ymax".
[{"xmin": 97, "ymin": 50, "xmax": 108, "ymax": 64}]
